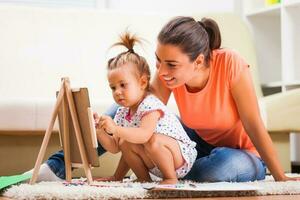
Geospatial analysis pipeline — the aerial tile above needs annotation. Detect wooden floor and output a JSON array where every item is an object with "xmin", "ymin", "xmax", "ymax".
[{"xmin": 2, "ymin": 195, "xmax": 300, "ymax": 200}]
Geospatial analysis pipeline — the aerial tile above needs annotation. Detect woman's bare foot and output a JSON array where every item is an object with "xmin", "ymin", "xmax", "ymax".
[{"xmin": 159, "ymin": 178, "xmax": 178, "ymax": 185}]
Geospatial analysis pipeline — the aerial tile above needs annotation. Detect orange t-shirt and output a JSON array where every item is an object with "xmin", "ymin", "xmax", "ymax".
[{"xmin": 172, "ymin": 49, "xmax": 259, "ymax": 157}]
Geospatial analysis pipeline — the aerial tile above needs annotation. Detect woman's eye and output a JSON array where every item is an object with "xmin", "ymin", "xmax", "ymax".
[
  {"xmin": 156, "ymin": 61, "xmax": 160, "ymax": 69},
  {"xmin": 167, "ymin": 63, "xmax": 176, "ymax": 68}
]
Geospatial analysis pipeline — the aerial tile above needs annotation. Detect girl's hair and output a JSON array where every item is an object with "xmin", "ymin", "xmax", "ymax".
[
  {"xmin": 107, "ymin": 31, "xmax": 151, "ymax": 90},
  {"xmin": 158, "ymin": 16, "xmax": 221, "ymax": 65}
]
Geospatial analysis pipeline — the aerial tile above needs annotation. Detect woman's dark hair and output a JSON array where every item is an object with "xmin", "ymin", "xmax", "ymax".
[
  {"xmin": 107, "ymin": 31, "xmax": 151, "ymax": 90},
  {"xmin": 158, "ymin": 16, "xmax": 221, "ymax": 65}
]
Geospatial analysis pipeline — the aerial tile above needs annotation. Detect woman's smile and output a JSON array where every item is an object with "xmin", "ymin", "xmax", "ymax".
[{"xmin": 163, "ymin": 76, "xmax": 175, "ymax": 85}]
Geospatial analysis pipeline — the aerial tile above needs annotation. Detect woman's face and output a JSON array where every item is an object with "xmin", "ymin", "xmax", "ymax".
[{"xmin": 155, "ymin": 43, "xmax": 198, "ymax": 89}]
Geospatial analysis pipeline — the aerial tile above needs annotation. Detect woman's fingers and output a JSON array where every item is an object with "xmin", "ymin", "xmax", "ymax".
[{"xmin": 286, "ymin": 176, "xmax": 300, "ymax": 181}]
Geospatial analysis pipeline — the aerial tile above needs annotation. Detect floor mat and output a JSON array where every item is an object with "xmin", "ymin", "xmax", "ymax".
[{"xmin": 3, "ymin": 175, "xmax": 300, "ymax": 199}]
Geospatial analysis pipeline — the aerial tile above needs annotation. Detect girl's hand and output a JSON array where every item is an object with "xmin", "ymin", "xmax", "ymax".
[
  {"xmin": 99, "ymin": 115, "xmax": 117, "ymax": 135},
  {"xmin": 93, "ymin": 112, "xmax": 100, "ymax": 129}
]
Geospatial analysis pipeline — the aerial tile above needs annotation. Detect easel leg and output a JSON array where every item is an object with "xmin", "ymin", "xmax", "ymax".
[
  {"xmin": 62, "ymin": 95, "xmax": 72, "ymax": 181},
  {"xmin": 64, "ymin": 79, "xmax": 93, "ymax": 184},
  {"xmin": 29, "ymin": 84, "xmax": 65, "ymax": 184}
]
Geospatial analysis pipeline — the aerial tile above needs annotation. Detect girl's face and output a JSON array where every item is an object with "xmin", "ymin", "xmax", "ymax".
[
  {"xmin": 155, "ymin": 43, "xmax": 201, "ymax": 89},
  {"xmin": 107, "ymin": 64, "xmax": 147, "ymax": 109}
]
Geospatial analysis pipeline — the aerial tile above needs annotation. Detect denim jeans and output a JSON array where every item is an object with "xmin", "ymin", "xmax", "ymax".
[
  {"xmin": 181, "ymin": 122, "xmax": 266, "ymax": 182},
  {"xmin": 47, "ymin": 103, "xmax": 266, "ymax": 182}
]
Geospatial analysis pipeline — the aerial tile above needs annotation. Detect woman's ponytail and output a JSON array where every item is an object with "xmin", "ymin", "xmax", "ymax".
[{"xmin": 200, "ymin": 18, "xmax": 221, "ymax": 50}]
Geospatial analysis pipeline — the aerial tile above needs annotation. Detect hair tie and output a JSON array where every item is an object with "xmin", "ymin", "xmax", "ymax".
[
  {"xmin": 127, "ymin": 48, "xmax": 135, "ymax": 53},
  {"xmin": 198, "ymin": 21, "xmax": 205, "ymax": 29}
]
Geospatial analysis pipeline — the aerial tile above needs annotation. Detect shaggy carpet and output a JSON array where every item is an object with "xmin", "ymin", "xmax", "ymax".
[{"xmin": 3, "ymin": 175, "xmax": 300, "ymax": 199}]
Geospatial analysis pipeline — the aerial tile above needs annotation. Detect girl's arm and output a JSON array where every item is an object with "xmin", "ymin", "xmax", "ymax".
[
  {"xmin": 150, "ymin": 71, "xmax": 172, "ymax": 105},
  {"xmin": 231, "ymin": 69, "xmax": 299, "ymax": 181},
  {"xmin": 95, "ymin": 111, "xmax": 120, "ymax": 153},
  {"xmin": 96, "ymin": 128, "xmax": 120, "ymax": 153},
  {"xmin": 100, "ymin": 111, "xmax": 161, "ymax": 144}
]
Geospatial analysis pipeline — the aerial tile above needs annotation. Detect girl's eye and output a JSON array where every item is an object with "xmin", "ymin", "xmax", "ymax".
[
  {"xmin": 120, "ymin": 83, "xmax": 127, "ymax": 88},
  {"xmin": 110, "ymin": 86, "xmax": 116, "ymax": 91}
]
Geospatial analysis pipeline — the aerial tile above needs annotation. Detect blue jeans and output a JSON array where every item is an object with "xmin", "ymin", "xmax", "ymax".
[
  {"xmin": 47, "ymin": 103, "xmax": 266, "ymax": 182},
  {"xmin": 181, "ymin": 122, "xmax": 266, "ymax": 182}
]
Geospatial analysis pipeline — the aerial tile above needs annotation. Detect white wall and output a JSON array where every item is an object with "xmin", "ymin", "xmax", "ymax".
[
  {"xmin": 0, "ymin": 0, "xmax": 242, "ymax": 15},
  {"xmin": 102, "ymin": 0, "xmax": 240, "ymax": 15}
]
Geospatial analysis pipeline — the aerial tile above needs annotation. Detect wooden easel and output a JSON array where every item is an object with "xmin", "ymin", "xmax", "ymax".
[{"xmin": 29, "ymin": 77, "xmax": 94, "ymax": 184}]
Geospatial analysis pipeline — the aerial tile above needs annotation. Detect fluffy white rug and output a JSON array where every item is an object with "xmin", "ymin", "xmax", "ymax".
[{"xmin": 3, "ymin": 175, "xmax": 300, "ymax": 199}]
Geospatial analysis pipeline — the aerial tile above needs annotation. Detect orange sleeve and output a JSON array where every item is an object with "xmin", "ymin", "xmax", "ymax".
[{"xmin": 226, "ymin": 50, "xmax": 250, "ymax": 89}]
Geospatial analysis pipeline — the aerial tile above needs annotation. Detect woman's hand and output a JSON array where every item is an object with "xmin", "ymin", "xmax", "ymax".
[
  {"xmin": 277, "ymin": 174, "xmax": 300, "ymax": 182},
  {"xmin": 99, "ymin": 115, "xmax": 117, "ymax": 135}
]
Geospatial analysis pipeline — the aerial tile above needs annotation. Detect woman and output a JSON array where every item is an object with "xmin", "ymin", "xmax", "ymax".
[
  {"xmin": 150, "ymin": 16, "xmax": 298, "ymax": 182},
  {"xmin": 29, "ymin": 16, "xmax": 299, "ymax": 182}
]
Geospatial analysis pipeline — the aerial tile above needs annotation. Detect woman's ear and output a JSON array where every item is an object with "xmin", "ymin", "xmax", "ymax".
[{"xmin": 194, "ymin": 54, "xmax": 205, "ymax": 69}]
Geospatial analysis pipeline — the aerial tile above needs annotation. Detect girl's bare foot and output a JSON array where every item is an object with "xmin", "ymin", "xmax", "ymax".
[
  {"xmin": 94, "ymin": 176, "xmax": 116, "ymax": 182},
  {"xmin": 159, "ymin": 178, "xmax": 178, "ymax": 185},
  {"xmin": 135, "ymin": 178, "xmax": 152, "ymax": 183}
]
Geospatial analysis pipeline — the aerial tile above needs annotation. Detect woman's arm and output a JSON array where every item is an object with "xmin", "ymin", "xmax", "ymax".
[
  {"xmin": 231, "ymin": 69, "xmax": 298, "ymax": 181},
  {"xmin": 150, "ymin": 71, "xmax": 172, "ymax": 105}
]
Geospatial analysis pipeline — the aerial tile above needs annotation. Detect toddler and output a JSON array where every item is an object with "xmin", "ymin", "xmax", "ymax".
[{"xmin": 95, "ymin": 31, "xmax": 197, "ymax": 184}]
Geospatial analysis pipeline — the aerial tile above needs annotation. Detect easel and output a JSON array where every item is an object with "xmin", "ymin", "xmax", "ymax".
[{"xmin": 30, "ymin": 77, "xmax": 95, "ymax": 184}]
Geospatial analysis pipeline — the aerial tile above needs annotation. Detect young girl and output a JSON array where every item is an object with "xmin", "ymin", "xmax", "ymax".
[{"xmin": 95, "ymin": 32, "xmax": 197, "ymax": 184}]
